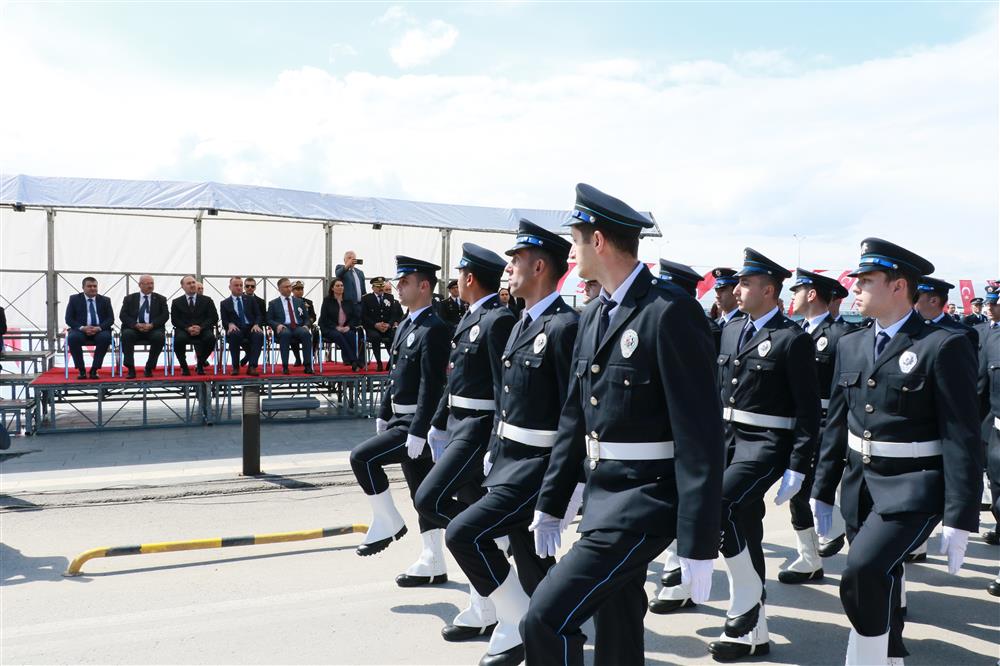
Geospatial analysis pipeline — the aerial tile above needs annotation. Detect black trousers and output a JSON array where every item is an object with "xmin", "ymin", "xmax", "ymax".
[
  {"xmin": 349, "ymin": 423, "xmax": 435, "ymax": 534},
  {"xmin": 173, "ymin": 329, "xmax": 216, "ymax": 368},
  {"xmin": 120, "ymin": 328, "xmax": 165, "ymax": 370},
  {"xmin": 365, "ymin": 326, "xmax": 395, "ymax": 365},
  {"xmin": 988, "ymin": 427, "xmax": 1000, "ymax": 524},
  {"xmin": 843, "ymin": 481, "xmax": 939, "ymax": 658},
  {"xmin": 522, "ymin": 529, "xmax": 669, "ymax": 666},
  {"xmin": 273, "ymin": 326, "xmax": 312, "ymax": 367},
  {"xmin": 413, "ymin": 412, "xmax": 491, "ymax": 529},
  {"xmin": 720, "ymin": 459, "xmax": 783, "ymax": 583},
  {"xmin": 225, "ymin": 327, "xmax": 263, "ymax": 369},
  {"xmin": 67, "ymin": 329, "xmax": 112, "ymax": 371},
  {"xmin": 446, "ymin": 482, "xmax": 555, "ymax": 597},
  {"xmin": 789, "ymin": 469, "xmax": 816, "ymax": 531}
]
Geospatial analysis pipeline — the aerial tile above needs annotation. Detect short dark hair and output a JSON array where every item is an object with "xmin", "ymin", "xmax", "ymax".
[
  {"xmin": 762, "ymin": 275, "xmax": 783, "ymax": 298},
  {"xmin": 277, "ymin": 277, "xmax": 291, "ymax": 288},
  {"xmin": 577, "ymin": 224, "xmax": 640, "ymax": 258},
  {"xmin": 880, "ymin": 270, "xmax": 917, "ymax": 301},
  {"xmin": 523, "ymin": 247, "xmax": 568, "ymax": 286},
  {"xmin": 460, "ymin": 266, "xmax": 502, "ymax": 294},
  {"xmin": 81, "ymin": 276, "xmax": 97, "ymax": 287},
  {"xmin": 411, "ymin": 271, "xmax": 434, "ymax": 290},
  {"xmin": 806, "ymin": 284, "xmax": 832, "ymax": 304}
]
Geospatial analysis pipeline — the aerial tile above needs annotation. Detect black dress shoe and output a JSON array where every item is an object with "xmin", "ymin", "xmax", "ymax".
[
  {"xmin": 983, "ymin": 530, "xmax": 999, "ymax": 545},
  {"xmin": 395, "ymin": 572, "xmax": 448, "ymax": 587},
  {"xmin": 709, "ymin": 639, "xmax": 770, "ymax": 661},
  {"xmin": 88, "ymin": 369, "xmax": 100, "ymax": 379},
  {"xmin": 376, "ymin": 363, "xmax": 384, "ymax": 372},
  {"xmin": 818, "ymin": 534, "xmax": 845, "ymax": 558},
  {"xmin": 441, "ymin": 623, "xmax": 496, "ymax": 642},
  {"xmin": 282, "ymin": 366, "xmax": 290, "ymax": 375},
  {"xmin": 231, "ymin": 367, "xmax": 240, "ymax": 376},
  {"xmin": 180, "ymin": 366, "xmax": 191, "ymax": 376},
  {"xmin": 303, "ymin": 366, "xmax": 314, "ymax": 375},
  {"xmin": 356, "ymin": 525, "xmax": 407, "ymax": 557},
  {"xmin": 143, "ymin": 367, "xmax": 154, "ymax": 377},
  {"xmin": 77, "ymin": 370, "xmax": 87, "ymax": 380},
  {"xmin": 479, "ymin": 644, "xmax": 524, "ymax": 666},
  {"xmin": 988, "ymin": 579, "xmax": 1000, "ymax": 597},
  {"xmin": 661, "ymin": 567, "xmax": 682, "ymax": 587},
  {"xmin": 648, "ymin": 597, "xmax": 695, "ymax": 614},
  {"xmin": 904, "ymin": 552, "xmax": 926, "ymax": 563},
  {"xmin": 126, "ymin": 368, "xmax": 137, "ymax": 379},
  {"xmin": 778, "ymin": 568, "xmax": 824, "ymax": 584},
  {"xmin": 195, "ymin": 365, "xmax": 206, "ymax": 375},
  {"xmin": 724, "ymin": 604, "xmax": 760, "ymax": 638}
]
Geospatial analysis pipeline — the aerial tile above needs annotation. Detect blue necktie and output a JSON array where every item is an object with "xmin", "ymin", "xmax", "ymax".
[
  {"xmin": 738, "ymin": 320, "xmax": 755, "ymax": 352},
  {"xmin": 88, "ymin": 298, "xmax": 98, "ymax": 327},
  {"xmin": 598, "ymin": 296, "xmax": 616, "ymax": 341},
  {"xmin": 236, "ymin": 297, "xmax": 246, "ymax": 325},
  {"xmin": 138, "ymin": 296, "xmax": 149, "ymax": 322},
  {"xmin": 874, "ymin": 332, "xmax": 890, "ymax": 360}
]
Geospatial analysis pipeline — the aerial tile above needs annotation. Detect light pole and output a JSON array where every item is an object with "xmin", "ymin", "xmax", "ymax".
[{"xmin": 793, "ymin": 235, "xmax": 805, "ymax": 268}]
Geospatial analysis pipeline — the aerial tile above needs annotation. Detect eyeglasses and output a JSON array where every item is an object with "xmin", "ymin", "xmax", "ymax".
[{"xmin": 244, "ymin": 284, "xmax": 256, "ymax": 290}]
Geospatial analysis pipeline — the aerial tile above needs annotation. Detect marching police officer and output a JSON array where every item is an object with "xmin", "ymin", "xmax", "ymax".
[
  {"xmin": 713, "ymin": 267, "xmax": 745, "ymax": 328},
  {"xmin": 811, "ymin": 238, "xmax": 981, "ymax": 665},
  {"xmin": 657, "ymin": 259, "xmax": 721, "ymax": 351},
  {"xmin": 444, "ymin": 220, "xmax": 578, "ymax": 666},
  {"xmin": 522, "ymin": 184, "xmax": 724, "ymax": 666},
  {"xmin": 349, "ymin": 256, "xmax": 451, "ymax": 572},
  {"xmin": 409, "ymin": 244, "xmax": 516, "ymax": 640},
  {"xmin": 915, "ymin": 276, "xmax": 978, "ymax": 347},
  {"xmin": 979, "ymin": 322, "xmax": 1000, "ymax": 596}
]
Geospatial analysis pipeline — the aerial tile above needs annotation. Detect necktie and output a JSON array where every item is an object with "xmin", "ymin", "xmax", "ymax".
[
  {"xmin": 598, "ymin": 297, "xmax": 616, "ymax": 342},
  {"xmin": 801, "ymin": 319, "xmax": 810, "ymax": 332},
  {"xmin": 236, "ymin": 297, "xmax": 246, "ymax": 325},
  {"xmin": 189, "ymin": 296, "xmax": 195, "ymax": 308},
  {"xmin": 874, "ymin": 331, "xmax": 890, "ymax": 360},
  {"xmin": 286, "ymin": 298, "xmax": 297, "ymax": 329},
  {"xmin": 139, "ymin": 296, "xmax": 149, "ymax": 323},
  {"xmin": 88, "ymin": 298, "xmax": 97, "ymax": 326},
  {"xmin": 738, "ymin": 320, "xmax": 755, "ymax": 352}
]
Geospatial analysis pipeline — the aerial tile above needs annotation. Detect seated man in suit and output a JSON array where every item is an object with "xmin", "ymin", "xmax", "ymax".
[
  {"xmin": 268, "ymin": 277, "xmax": 314, "ymax": 374},
  {"xmin": 360, "ymin": 277, "xmax": 395, "ymax": 371},
  {"xmin": 119, "ymin": 274, "xmax": 169, "ymax": 378},
  {"xmin": 170, "ymin": 274, "xmax": 219, "ymax": 376},
  {"xmin": 220, "ymin": 276, "xmax": 264, "ymax": 376},
  {"xmin": 0, "ymin": 305, "xmax": 6, "ymax": 360},
  {"xmin": 290, "ymin": 280, "xmax": 319, "ymax": 366},
  {"xmin": 65, "ymin": 276, "xmax": 114, "ymax": 379},
  {"xmin": 241, "ymin": 277, "xmax": 267, "ymax": 366}
]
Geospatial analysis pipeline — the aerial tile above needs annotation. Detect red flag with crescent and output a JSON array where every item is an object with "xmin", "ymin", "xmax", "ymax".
[{"xmin": 959, "ymin": 280, "xmax": 975, "ymax": 312}]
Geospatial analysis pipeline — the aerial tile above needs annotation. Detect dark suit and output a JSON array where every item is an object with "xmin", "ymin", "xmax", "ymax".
[
  {"xmin": 289, "ymin": 296, "xmax": 318, "ymax": 364},
  {"xmin": 361, "ymin": 291, "xmax": 398, "ymax": 367},
  {"xmin": 438, "ymin": 295, "xmax": 466, "ymax": 330},
  {"xmin": 119, "ymin": 291, "xmax": 169, "ymax": 371},
  {"xmin": 170, "ymin": 294, "xmax": 219, "ymax": 370},
  {"xmin": 220, "ymin": 294, "xmax": 264, "ymax": 370},
  {"xmin": 525, "ymin": 266, "xmax": 724, "ymax": 666},
  {"xmin": 0, "ymin": 306, "xmax": 7, "ymax": 358},
  {"xmin": 335, "ymin": 265, "xmax": 366, "ymax": 303},
  {"xmin": 812, "ymin": 312, "xmax": 981, "ymax": 658},
  {"xmin": 979, "ymin": 328, "xmax": 1000, "ymax": 529},
  {"xmin": 319, "ymin": 297, "xmax": 361, "ymax": 365},
  {"xmin": 65, "ymin": 293, "xmax": 114, "ymax": 372},
  {"xmin": 267, "ymin": 295, "xmax": 313, "ymax": 369}
]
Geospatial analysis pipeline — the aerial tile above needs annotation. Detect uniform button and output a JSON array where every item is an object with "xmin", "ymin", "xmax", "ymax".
[
  {"xmin": 504, "ymin": 386, "xmax": 510, "ymax": 393},
  {"xmin": 867, "ymin": 378, "xmax": 876, "ymax": 387},
  {"xmin": 591, "ymin": 364, "xmax": 600, "ymax": 374},
  {"xmin": 863, "ymin": 430, "xmax": 872, "ymax": 439},
  {"xmin": 502, "ymin": 410, "xmax": 506, "ymax": 417},
  {"xmin": 590, "ymin": 431, "xmax": 598, "ymax": 439},
  {"xmin": 734, "ymin": 359, "xmax": 741, "ymax": 367},
  {"xmin": 623, "ymin": 379, "xmax": 630, "ymax": 386},
  {"xmin": 729, "ymin": 397, "xmax": 736, "ymax": 404},
  {"xmin": 452, "ymin": 342, "xmax": 457, "ymax": 349},
  {"xmin": 504, "ymin": 360, "xmax": 511, "ymax": 367},
  {"xmin": 590, "ymin": 396, "xmax": 598, "ymax": 406},
  {"xmin": 864, "ymin": 404, "xmax": 874, "ymax": 413},
  {"xmin": 449, "ymin": 362, "xmax": 455, "ymax": 369},
  {"xmin": 731, "ymin": 378, "xmax": 738, "ymax": 385},
  {"xmin": 463, "ymin": 348, "xmax": 469, "ymax": 353},
  {"xmin": 525, "ymin": 360, "xmax": 530, "ymax": 366}
]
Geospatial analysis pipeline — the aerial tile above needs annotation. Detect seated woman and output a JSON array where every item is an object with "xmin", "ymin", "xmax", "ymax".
[{"xmin": 319, "ymin": 279, "xmax": 362, "ymax": 372}]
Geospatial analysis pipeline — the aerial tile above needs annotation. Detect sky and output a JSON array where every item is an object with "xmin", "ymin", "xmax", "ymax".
[{"xmin": 1, "ymin": 1, "xmax": 998, "ymax": 282}]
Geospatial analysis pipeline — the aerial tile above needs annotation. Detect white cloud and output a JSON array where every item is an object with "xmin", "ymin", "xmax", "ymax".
[
  {"xmin": 389, "ymin": 19, "xmax": 459, "ymax": 69},
  {"xmin": 328, "ymin": 42, "xmax": 358, "ymax": 63},
  {"xmin": 732, "ymin": 48, "xmax": 797, "ymax": 75},
  {"xmin": 374, "ymin": 5, "xmax": 410, "ymax": 26}
]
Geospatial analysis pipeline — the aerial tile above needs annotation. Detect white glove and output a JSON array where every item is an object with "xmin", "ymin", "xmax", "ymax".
[
  {"xmin": 428, "ymin": 426, "xmax": 449, "ymax": 463},
  {"xmin": 405, "ymin": 434, "xmax": 426, "ymax": 459},
  {"xmin": 939, "ymin": 526, "xmax": 969, "ymax": 575},
  {"xmin": 483, "ymin": 451, "xmax": 493, "ymax": 477},
  {"xmin": 774, "ymin": 469, "xmax": 806, "ymax": 505},
  {"xmin": 560, "ymin": 483, "xmax": 585, "ymax": 533},
  {"xmin": 375, "ymin": 418, "xmax": 388, "ymax": 435},
  {"xmin": 528, "ymin": 510, "xmax": 562, "ymax": 558},
  {"xmin": 810, "ymin": 498, "xmax": 834, "ymax": 537},
  {"xmin": 679, "ymin": 557, "xmax": 714, "ymax": 603}
]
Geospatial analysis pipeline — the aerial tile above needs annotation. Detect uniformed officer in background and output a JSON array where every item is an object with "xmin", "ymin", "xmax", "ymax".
[
  {"xmin": 915, "ymin": 276, "xmax": 978, "ymax": 347},
  {"xmin": 974, "ymin": 287, "xmax": 1000, "ymax": 342},
  {"xmin": 713, "ymin": 267, "xmax": 744, "ymax": 328},
  {"xmin": 979, "ymin": 319, "xmax": 1000, "ymax": 596},
  {"xmin": 410, "ymin": 244, "xmax": 516, "ymax": 641},
  {"xmin": 349, "ymin": 256, "xmax": 451, "ymax": 569},
  {"xmin": 710, "ymin": 249, "xmax": 820, "ymax": 661},
  {"xmin": 811, "ymin": 238, "xmax": 981, "ymax": 665},
  {"xmin": 657, "ymin": 259, "xmax": 722, "ymax": 352},
  {"xmin": 965, "ymin": 296, "xmax": 987, "ymax": 326},
  {"xmin": 445, "ymin": 220, "xmax": 579, "ymax": 666},
  {"xmin": 522, "ymin": 184, "xmax": 724, "ymax": 666},
  {"xmin": 438, "ymin": 278, "xmax": 467, "ymax": 330}
]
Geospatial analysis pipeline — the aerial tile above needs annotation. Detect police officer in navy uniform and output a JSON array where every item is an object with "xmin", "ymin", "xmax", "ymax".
[
  {"xmin": 964, "ymin": 297, "xmax": 987, "ymax": 326},
  {"xmin": 979, "ymin": 321, "xmax": 1000, "ymax": 595},
  {"xmin": 974, "ymin": 287, "xmax": 1000, "ymax": 343},
  {"xmin": 349, "ymin": 256, "xmax": 451, "ymax": 568},
  {"xmin": 438, "ymin": 279, "xmax": 467, "ymax": 330},
  {"xmin": 408, "ymin": 244, "xmax": 516, "ymax": 640},
  {"xmin": 713, "ymin": 267, "xmax": 745, "ymax": 329},
  {"xmin": 521, "ymin": 184, "xmax": 724, "ymax": 666},
  {"xmin": 445, "ymin": 220, "xmax": 579, "ymax": 666},
  {"xmin": 915, "ymin": 276, "xmax": 978, "ymax": 347},
  {"xmin": 709, "ymin": 249, "xmax": 821, "ymax": 660},
  {"xmin": 656, "ymin": 259, "xmax": 721, "ymax": 352},
  {"xmin": 811, "ymin": 238, "xmax": 981, "ymax": 665}
]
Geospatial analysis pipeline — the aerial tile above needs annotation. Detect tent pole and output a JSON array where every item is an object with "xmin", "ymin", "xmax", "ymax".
[
  {"xmin": 46, "ymin": 208, "xmax": 58, "ymax": 354},
  {"xmin": 324, "ymin": 222, "xmax": 333, "ymax": 293},
  {"xmin": 194, "ymin": 212, "xmax": 203, "ymax": 282},
  {"xmin": 440, "ymin": 229, "xmax": 452, "ymax": 296}
]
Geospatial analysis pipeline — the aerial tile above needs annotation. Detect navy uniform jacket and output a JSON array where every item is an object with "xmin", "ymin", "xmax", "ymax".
[
  {"xmin": 965, "ymin": 313, "xmax": 987, "ymax": 326},
  {"xmin": 812, "ymin": 313, "xmax": 982, "ymax": 532},
  {"xmin": 377, "ymin": 307, "xmax": 450, "ymax": 440},
  {"xmin": 979, "ymin": 329, "xmax": 1000, "ymax": 481},
  {"xmin": 487, "ymin": 296, "xmax": 579, "ymax": 488},
  {"xmin": 66, "ymin": 293, "xmax": 114, "ymax": 331},
  {"xmin": 707, "ymin": 315, "xmax": 722, "ymax": 353},
  {"xmin": 361, "ymin": 292, "xmax": 397, "ymax": 330},
  {"xmin": 975, "ymin": 321, "xmax": 997, "ymax": 350},
  {"xmin": 431, "ymin": 295, "xmax": 516, "ymax": 432},
  {"xmin": 438, "ymin": 297, "xmax": 466, "ymax": 328},
  {"xmin": 930, "ymin": 314, "xmax": 978, "ymax": 349},
  {"xmin": 718, "ymin": 313, "xmax": 821, "ymax": 474},
  {"xmin": 811, "ymin": 315, "xmax": 853, "ymax": 411},
  {"xmin": 537, "ymin": 266, "xmax": 724, "ymax": 560}
]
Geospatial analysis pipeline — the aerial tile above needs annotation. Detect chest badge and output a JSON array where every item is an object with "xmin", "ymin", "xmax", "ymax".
[
  {"xmin": 816, "ymin": 336, "xmax": 828, "ymax": 351},
  {"xmin": 533, "ymin": 332, "xmax": 547, "ymax": 354},
  {"xmin": 469, "ymin": 324, "xmax": 480, "ymax": 342},
  {"xmin": 406, "ymin": 332, "xmax": 416, "ymax": 348},
  {"xmin": 620, "ymin": 329, "xmax": 639, "ymax": 359},
  {"xmin": 899, "ymin": 351, "xmax": 917, "ymax": 373},
  {"xmin": 757, "ymin": 340, "xmax": 772, "ymax": 357}
]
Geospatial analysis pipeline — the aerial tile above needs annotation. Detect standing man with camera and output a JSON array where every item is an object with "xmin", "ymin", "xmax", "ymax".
[{"xmin": 336, "ymin": 250, "xmax": 367, "ymax": 304}]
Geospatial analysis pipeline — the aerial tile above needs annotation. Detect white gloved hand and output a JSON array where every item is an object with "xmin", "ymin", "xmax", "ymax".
[
  {"xmin": 528, "ymin": 510, "xmax": 562, "ymax": 558},
  {"xmin": 679, "ymin": 557, "xmax": 714, "ymax": 603},
  {"xmin": 483, "ymin": 451, "xmax": 493, "ymax": 477},
  {"xmin": 428, "ymin": 426, "xmax": 449, "ymax": 463},
  {"xmin": 405, "ymin": 434, "xmax": 426, "ymax": 459},
  {"xmin": 560, "ymin": 483, "xmax": 585, "ymax": 533},
  {"xmin": 375, "ymin": 418, "xmax": 388, "ymax": 435},
  {"xmin": 810, "ymin": 498, "xmax": 834, "ymax": 537},
  {"xmin": 774, "ymin": 469, "xmax": 806, "ymax": 505},
  {"xmin": 939, "ymin": 526, "xmax": 969, "ymax": 575}
]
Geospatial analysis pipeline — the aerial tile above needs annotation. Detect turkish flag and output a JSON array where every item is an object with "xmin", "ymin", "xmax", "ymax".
[
  {"xmin": 697, "ymin": 271, "xmax": 716, "ymax": 300},
  {"xmin": 959, "ymin": 280, "xmax": 975, "ymax": 312}
]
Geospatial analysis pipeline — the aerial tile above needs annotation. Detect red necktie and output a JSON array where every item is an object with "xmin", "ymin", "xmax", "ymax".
[{"xmin": 286, "ymin": 298, "xmax": 297, "ymax": 329}]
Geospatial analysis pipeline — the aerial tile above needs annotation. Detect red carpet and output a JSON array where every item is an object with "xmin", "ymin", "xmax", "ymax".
[{"xmin": 30, "ymin": 362, "xmax": 388, "ymax": 386}]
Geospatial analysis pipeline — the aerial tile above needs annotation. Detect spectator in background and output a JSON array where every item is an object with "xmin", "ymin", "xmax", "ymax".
[
  {"xmin": 196, "ymin": 281, "xmax": 205, "ymax": 296},
  {"xmin": 320, "ymin": 278, "xmax": 362, "ymax": 372},
  {"xmin": 290, "ymin": 280, "xmax": 318, "ymax": 366},
  {"xmin": 946, "ymin": 302, "xmax": 960, "ymax": 321},
  {"xmin": 267, "ymin": 277, "xmax": 314, "ymax": 374},
  {"xmin": 0, "ymin": 305, "xmax": 7, "ymax": 359},
  {"xmin": 965, "ymin": 297, "xmax": 986, "ymax": 325},
  {"xmin": 361, "ymin": 277, "xmax": 396, "ymax": 372},
  {"xmin": 336, "ymin": 250, "xmax": 367, "ymax": 303},
  {"xmin": 220, "ymin": 276, "xmax": 264, "ymax": 376},
  {"xmin": 381, "ymin": 281, "xmax": 404, "ymax": 326},
  {"xmin": 119, "ymin": 274, "xmax": 169, "ymax": 378},
  {"xmin": 582, "ymin": 278, "xmax": 602, "ymax": 305},
  {"xmin": 65, "ymin": 276, "xmax": 114, "ymax": 380},
  {"xmin": 241, "ymin": 277, "xmax": 268, "ymax": 368},
  {"xmin": 170, "ymin": 274, "xmax": 219, "ymax": 376},
  {"xmin": 437, "ymin": 278, "xmax": 466, "ymax": 329}
]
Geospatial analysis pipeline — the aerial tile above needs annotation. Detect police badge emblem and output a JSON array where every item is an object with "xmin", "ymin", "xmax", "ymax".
[
  {"xmin": 757, "ymin": 340, "xmax": 772, "ymax": 357},
  {"xmin": 469, "ymin": 325, "xmax": 480, "ymax": 342},
  {"xmin": 407, "ymin": 332, "xmax": 416, "ymax": 347},
  {"xmin": 816, "ymin": 336, "xmax": 828, "ymax": 351},
  {"xmin": 534, "ymin": 333, "xmax": 547, "ymax": 354},
  {"xmin": 899, "ymin": 351, "xmax": 917, "ymax": 373},
  {"xmin": 620, "ymin": 329, "xmax": 639, "ymax": 359}
]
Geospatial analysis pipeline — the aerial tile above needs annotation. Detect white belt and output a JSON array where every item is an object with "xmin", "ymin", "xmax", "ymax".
[
  {"xmin": 497, "ymin": 421, "xmax": 558, "ymax": 448},
  {"xmin": 391, "ymin": 401, "xmax": 417, "ymax": 415},
  {"xmin": 994, "ymin": 416, "xmax": 1000, "ymax": 431},
  {"xmin": 722, "ymin": 407, "xmax": 796, "ymax": 430},
  {"xmin": 821, "ymin": 399, "xmax": 830, "ymax": 410},
  {"xmin": 449, "ymin": 395, "xmax": 495, "ymax": 411},
  {"xmin": 847, "ymin": 431, "xmax": 942, "ymax": 463},
  {"xmin": 586, "ymin": 437, "xmax": 675, "ymax": 462}
]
